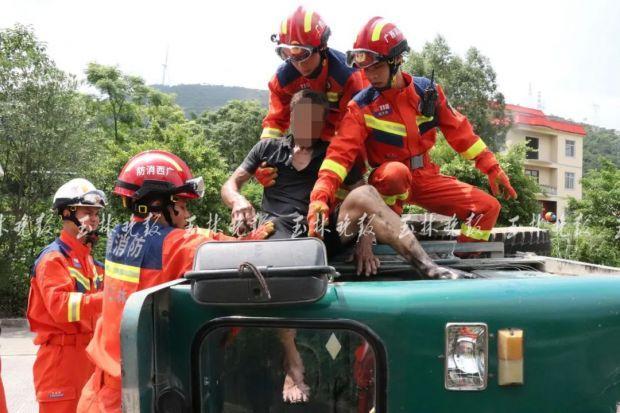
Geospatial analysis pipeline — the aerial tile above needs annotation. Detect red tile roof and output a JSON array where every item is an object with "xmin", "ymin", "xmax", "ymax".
[{"xmin": 506, "ymin": 104, "xmax": 586, "ymax": 136}]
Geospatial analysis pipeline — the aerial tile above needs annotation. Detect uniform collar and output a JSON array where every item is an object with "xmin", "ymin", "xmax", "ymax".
[
  {"xmin": 59, "ymin": 229, "xmax": 90, "ymax": 255},
  {"xmin": 378, "ymin": 72, "xmax": 420, "ymax": 109}
]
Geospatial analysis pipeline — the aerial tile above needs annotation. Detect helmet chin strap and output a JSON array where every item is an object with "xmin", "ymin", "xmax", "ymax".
[{"xmin": 376, "ymin": 58, "xmax": 401, "ymax": 91}]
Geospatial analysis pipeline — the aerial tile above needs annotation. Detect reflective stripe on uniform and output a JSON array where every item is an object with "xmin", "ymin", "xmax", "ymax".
[
  {"xmin": 319, "ymin": 159, "xmax": 348, "ymax": 182},
  {"xmin": 364, "ymin": 114, "xmax": 406, "ymax": 136},
  {"xmin": 460, "ymin": 223, "xmax": 491, "ymax": 241},
  {"xmin": 326, "ymin": 92, "xmax": 339, "ymax": 102},
  {"xmin": 459, "ymin": 138, "xmax": 487, "ymax": 160},
  {"xmin": 260, "ymin": 127, "xmax": 284, "ymax": 139},
  {"xmin": 416, "ymin": 115, "xmax": 434, "ymax": 126},
  {"xmin": 381, "ymin": 191, "xmax": 409, "ymax": 206},
  {"xmin": 371, "ymin": 20, "xmax": 387, "ymax": 41},
  {"xmin": 304, "ymin": 11, "xmax": 313, "ymax": 32},
  {"xmin": 68, "ymin": 292, "xmax": 82, "ymax": 322},
  {"xmin": 68, "ymin": 267, "xmax": 90, "ymax": 292},
  {"xmin": 105, "ymin": 260, "xmax": 140, "ymax": 284}
]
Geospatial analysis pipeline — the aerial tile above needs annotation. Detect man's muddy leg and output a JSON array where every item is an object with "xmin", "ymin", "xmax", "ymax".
[{"xmin": 337, "ymin": 185, "xmax": 460, "ymax": 279}]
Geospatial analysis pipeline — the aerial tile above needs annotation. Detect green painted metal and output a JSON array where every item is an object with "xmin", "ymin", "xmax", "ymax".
[{"xmin": 122, "ymin": 276, "xmax": 620, "ymax": 412}]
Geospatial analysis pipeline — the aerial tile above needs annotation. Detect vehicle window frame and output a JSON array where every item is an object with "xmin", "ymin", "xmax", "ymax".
[{"xmin": 190, "ymin": 317, "xmax": 388, "ymax": 413}]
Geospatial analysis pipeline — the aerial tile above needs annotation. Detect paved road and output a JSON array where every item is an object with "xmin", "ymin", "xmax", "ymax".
[{"xmin": 1, "ymin": 325, "xmax": 37, "ymax": 413}]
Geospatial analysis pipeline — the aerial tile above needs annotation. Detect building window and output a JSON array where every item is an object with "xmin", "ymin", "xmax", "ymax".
[
  {"xmin": 565, "ymin": 172, "xmax": 575, "ymax": 189},
  {"xmin": 526, "ymin": 137, "xmax": 539, "ymax": 159},
  {"xmin": 525, "ymin": 169, "xmax": 539, "ymax": 183},
  {"xmin": 565, "ymin": 140, "xmax": 575, "ymax": 157}
]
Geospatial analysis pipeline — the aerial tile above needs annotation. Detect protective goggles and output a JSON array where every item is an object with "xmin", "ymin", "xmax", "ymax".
[
  {"xmin": 175, "ymin": 176, "xmax": 205, "ymax": 198},
  {"xmin": 346, "ymin": 49, "xmax": 384, "ymax": 69},
  {"xmin": 275, "ymin": 44, "xmax": 317, "ymax": 63},
  {"xmin": 69, "ymin": 190, "xmax": 107, "ymax": 208}
]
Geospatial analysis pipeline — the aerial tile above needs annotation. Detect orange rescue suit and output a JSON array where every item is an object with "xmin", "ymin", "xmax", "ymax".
[
  {"xmin": 312, "ymin": 72, "xmax": 501, "ymax": 241},
  {"xmin": 27, "ymin": 230, "xmax": 104, "ymax": 413},
  {"xmin": 78, "ymin": 219, "xmax": 239, "ymax": 413},
  {"xmin": 261, "ymin": 48, "xmax": 367, "ymax": 140}
]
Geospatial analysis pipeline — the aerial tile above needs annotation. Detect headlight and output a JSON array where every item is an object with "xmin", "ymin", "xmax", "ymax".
[{"xmin": 445, "ymin": 322, "xmax": 488, "ymax": 390}]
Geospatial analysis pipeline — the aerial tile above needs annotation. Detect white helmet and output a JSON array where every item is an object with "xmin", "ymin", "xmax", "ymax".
[{"xmin": 52, "ymin": 178, "xmax": 107, "ymax": 213}]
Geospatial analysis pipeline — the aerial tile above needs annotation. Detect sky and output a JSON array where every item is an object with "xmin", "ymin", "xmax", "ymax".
[{"xmin": 2, "ymin": 0, "xmax": 620, "ymax": 130}]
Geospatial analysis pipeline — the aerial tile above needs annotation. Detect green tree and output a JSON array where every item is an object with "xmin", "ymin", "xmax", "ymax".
[
  {"xmin": 0, "ymin": 25, "xmax": 92, "ymax": 315},
  {"xmin": 550, "ymin": 160, "xmax": 620, "ymax": 266},
  {"xmin": 403, "ymin": 36, "xmax": 508, "ymax": 151},
  {"xmin": 582, "ymin": 125, "xmax": 620, "ymax": 172},
  {"xmin": 85, "ymin": 63, "xmax": 152, "ymax": 143},
  {"xmin": 198, "ymin": 100, "xmax": 266, "ymax": 170}
]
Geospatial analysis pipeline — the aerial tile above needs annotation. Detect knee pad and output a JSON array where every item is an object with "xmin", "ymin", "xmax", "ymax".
[
  {"xmin": 369, "ymin": 162, "xmax": 412, "ymax": 198},
  {"xmin": 369, "ymin": 162, "xmax": 412, "ymax": 215}
]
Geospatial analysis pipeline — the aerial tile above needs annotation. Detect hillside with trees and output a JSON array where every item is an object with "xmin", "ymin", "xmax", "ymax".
[{"xmin": 152, "ymin": 84, "xmax": 268, "ymax": 117}]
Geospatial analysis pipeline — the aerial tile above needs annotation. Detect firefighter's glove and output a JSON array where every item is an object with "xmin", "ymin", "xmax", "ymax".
[
  {"xmin": 487, "ymin": 166, "xmax": 517, "ymax": 200},
  {"xmin": 240, "ymin": 221, "xmax": 275, "ymax": 240},
  {"xmin": 307, "ymin": 200, "xmax": 330, "ymax": 239},
  {"xmin": 255, "ymin": 162, "xmax": 278, "ymax": 188}
]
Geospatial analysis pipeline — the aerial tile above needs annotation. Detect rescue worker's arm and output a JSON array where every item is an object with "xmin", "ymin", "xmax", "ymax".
[
  {"xmin": 34, "ymin": 256, "xmax": 102, "ymax": 324},
  {"xmin": 261, "ymin": 76, "xmax": 291, "ymax": 139},
  {"xmin": 435, "ymin": 84, "xmax": 517, "ymax": 199},
  {"xmin": 221, "ymin": 166, "xmax": 257, "ymax": 233},
  {"xmin": 311, "ymin": 104, "xmax": 368, "ymax": 206},
  {"xmin": 308, "ymin": 105, "xmax": 368, "ymax": 237}
]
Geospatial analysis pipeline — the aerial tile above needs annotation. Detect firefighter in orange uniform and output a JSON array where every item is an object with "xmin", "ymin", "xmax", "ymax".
[
  {"xmin": 257, "ymin": 6, "xmax": 368, "ymax": 189},
  {"xmin": 77, "ymin": 150, "xmax": 273, "ymax": 413},
  {"xmin": 1, "ymin": 355, "xmax": 7, "ymax": 413},
  {"xmin": 261, "ymin": 6, "xmax": 366, "ymax": 141},
  {"xmin": 27, "ymin": 178, "xmax": 106, "ymax": 413},
  {"xmin": 309, "ymin": 17, "xmax": 517, "ymax": 243}
]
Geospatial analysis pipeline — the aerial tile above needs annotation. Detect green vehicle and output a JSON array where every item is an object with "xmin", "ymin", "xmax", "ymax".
[{"xmin": 120, "ymin": 238, "xmax": 620, "ymax": 413}]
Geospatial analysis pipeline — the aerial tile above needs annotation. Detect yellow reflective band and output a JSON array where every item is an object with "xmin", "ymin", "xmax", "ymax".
[
  {"xmin": 460, "ymin": 138, "xmax": 487, "ymax": 160},
  {"xmin": 371, "ymin": 20, "xmax": 387, "ymax": 42},
  {"xmin": 68, "ymin": 292, "xmax": 82, "ymax": 322},
  {"xmin": 364, "ymin": 114, "xmax": 406, "ymax": 136},
  {"xmin": 304, "ymin": 11, "xmax": 313, "ymax": 32},
  {"xmin": 335, "ymin": 188, "xmax": 349, "ymax": 200},
  {"xmin": 416, "ymin": 115, "xmax": 434, "ymax": 126},
  {"xmin": 320, "ymin": 159, "xmax": 348, "ymax": 182},
  {"xmin": 196, "ymin": 228, "xmax": 212, "ymax": 238},
  {"xmin": 326, "ymin": 92, "xmax": 339, "ymax": 102},
  {"xmin": 460, "ymin": 223, "xmax": 491, "ymax": 241},
  {"xmin": 281, "ymin": 19, "xmax": 287, "ymax": 35},
  {"xmin": 105, "ymin": 260, "xmax": 140, "ymax": 284},
  {"xmin": 68, "ymin": 267, "xmax": 90, "ymax": 292},
  {"xmin": 382, "ymin": 190, "xmax": 409, "ymax": 206},
  {"xmin": 260, "ymin": 127, "xmax": 283, "ymax": 139}
]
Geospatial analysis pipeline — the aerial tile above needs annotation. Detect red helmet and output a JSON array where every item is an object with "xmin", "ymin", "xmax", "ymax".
[
  {"xmin": 114, "ymin": 150, "xmax": 204, "ymax": 202},
  {"xmin": 346, "ymin": 17, "xmax": 409, "ymax": 68},
  {"xmin": 273, "ymin": 6, "xmax": 330, "ymax": 62}
]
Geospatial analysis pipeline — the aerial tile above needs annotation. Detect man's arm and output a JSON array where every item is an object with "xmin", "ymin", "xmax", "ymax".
[{"xmin": 221, "ymin": 167, "xmax": 256, "ymax": 233}]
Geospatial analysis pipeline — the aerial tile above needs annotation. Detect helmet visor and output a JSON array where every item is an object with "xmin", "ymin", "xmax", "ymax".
[
  {"xmin": 177, "ymin": 176, "xmax": 205, "ymax": 199},
  {"xmin": 346, "ymin": 49, "xmax": 383, "ymax": 69},
  {"xmin": 275, "ymin": 44, "xmax": 315, "ymax": 63},
  {"xmin": 69, "ymin": 190, "xmax": 107, "ymax": 208}
]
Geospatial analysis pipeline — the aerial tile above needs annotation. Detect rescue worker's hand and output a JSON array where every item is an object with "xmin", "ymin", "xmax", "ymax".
[
  {"xmin": 231, "ymin": 198, "xmax": 256, "ymax": 235},
  {"xmin": 239, "ymin": 221, "xmax": 275, "ymax": 240},
  {"xmin": 307, "ymin": 200, "xmax": 330, "ymax": 239},
  {"xmin": 255, "ymin": 162, "xmax": 278, "ymax": 187},
  {"xmin": 347, "ymin": 232, "xmax": 380, "ymax": 276},
  {"xmin": 487, "ymin": 166, "xmax": 517, "ymax": 200}
]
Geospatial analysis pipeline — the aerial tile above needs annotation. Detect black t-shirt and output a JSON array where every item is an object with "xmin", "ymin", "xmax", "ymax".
[{"xmin": 240, "ymin": 135, "xmax": 360, "ymax": 218}]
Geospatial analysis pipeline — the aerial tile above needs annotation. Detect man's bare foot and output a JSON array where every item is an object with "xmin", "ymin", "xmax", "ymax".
[{"xmin": 282, "ymin": 373, "xmax": 310, "ymax": 403}]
